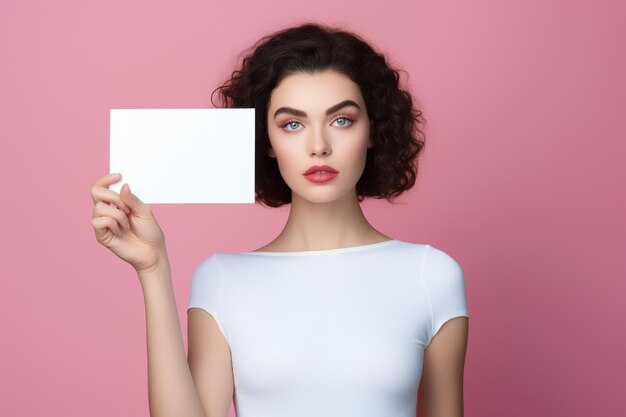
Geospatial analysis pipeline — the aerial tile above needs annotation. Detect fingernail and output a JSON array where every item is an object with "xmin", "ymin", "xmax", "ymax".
[{"xmin": 111, "ymin": 173, "xmax": 121, "ymax": 178}]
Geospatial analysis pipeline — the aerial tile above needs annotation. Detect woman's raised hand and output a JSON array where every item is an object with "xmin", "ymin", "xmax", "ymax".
[{"xmin": 91, "ymin": 173, "xmax": 167, "ymax": 274}]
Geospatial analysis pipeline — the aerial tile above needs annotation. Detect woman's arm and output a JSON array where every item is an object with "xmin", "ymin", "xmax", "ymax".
[
  {"xmin": 139, "ymin": 257, "xmax": 206, "ymax": 417},
  {"xmin": 417, "ymin": 316, "xmax": 469, "ymax": 417},
  {"xmin": 90, "ymin": 174, "xmax": 205, "ymax": 416},
  {"xmin": 187, "ymin": 308, "xmax": 234, "ymax": 417}
]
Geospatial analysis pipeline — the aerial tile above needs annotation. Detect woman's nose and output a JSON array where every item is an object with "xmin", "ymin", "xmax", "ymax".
[{"xmin": 308, "ymin": 126, "xmax": 332, "ymax": 156}]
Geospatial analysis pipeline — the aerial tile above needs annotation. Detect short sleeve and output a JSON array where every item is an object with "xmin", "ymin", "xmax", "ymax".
[
  {"xmin": 421, "ymin": 245, "xmax": 469, "ymax": 346},
  {"xmin": 187, "ymin": 253, "xmax": 228, "ymax": 342}
]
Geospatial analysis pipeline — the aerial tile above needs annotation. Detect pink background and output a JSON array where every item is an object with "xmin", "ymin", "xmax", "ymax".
[{"xmin": 2, "ymin": 1, "xmax": 624, "ymax": 416}]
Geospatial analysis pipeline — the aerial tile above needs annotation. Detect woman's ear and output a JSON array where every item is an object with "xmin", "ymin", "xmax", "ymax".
[{"xmin": 266, "ymin": 147, "xmax": 276, "ymax": 158}]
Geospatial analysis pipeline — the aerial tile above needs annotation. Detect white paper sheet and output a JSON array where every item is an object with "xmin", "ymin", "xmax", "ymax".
[{"xmin": 109, "ymin": 108, "xmax": 255, "ymax": 204}]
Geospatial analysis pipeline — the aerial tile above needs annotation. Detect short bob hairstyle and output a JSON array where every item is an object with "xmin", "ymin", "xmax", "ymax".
[{"xmin": 211, "ymin": 22, "xmax": 426, "ymax": 208}]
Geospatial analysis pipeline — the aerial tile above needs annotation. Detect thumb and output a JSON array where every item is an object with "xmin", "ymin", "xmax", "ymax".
[{"xmin": 120, "ymin": 183, "xmax": 150, "ymax": 216}]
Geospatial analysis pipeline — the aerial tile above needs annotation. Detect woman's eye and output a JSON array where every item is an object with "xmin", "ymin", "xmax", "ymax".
[
  {"xmin": 332, "ymin": 117, "xmax": 353, "ymax": 127},
  {"xmin": 283, "ymin": 121, "xmax": 302, "ymax": 132},
  {"xmin": 282, "ymin": 117, "xmax": 353, "ymax": 132}
]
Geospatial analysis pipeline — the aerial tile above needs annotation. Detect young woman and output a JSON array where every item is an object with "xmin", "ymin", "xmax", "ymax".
[{"xmin": 90, "ymin": 22, "xmax": 469, "ymax": 417}]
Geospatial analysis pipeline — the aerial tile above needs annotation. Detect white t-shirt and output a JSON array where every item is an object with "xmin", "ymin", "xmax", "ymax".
[{"xmin": 187, "ymin": 239, "xmax": 469, "ymax": 417}]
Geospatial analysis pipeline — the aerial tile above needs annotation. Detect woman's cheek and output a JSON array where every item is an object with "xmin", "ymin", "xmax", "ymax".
[{"xmin": 275, "ymin": 146, "xmax": 301, "ymax": 180}]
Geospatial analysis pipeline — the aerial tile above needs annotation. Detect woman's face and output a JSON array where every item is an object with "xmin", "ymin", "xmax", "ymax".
[{"xmin": 266, "ymin": 69, "xmax": 372, "ymax": 204}]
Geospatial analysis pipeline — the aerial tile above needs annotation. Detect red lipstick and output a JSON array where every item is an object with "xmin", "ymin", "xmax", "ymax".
[{"xmin": 303, "ymin": 165, "xmax": 339, "ymax": 183}]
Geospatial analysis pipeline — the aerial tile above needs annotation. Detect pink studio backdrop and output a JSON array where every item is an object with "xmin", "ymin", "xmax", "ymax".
[{"xmin": 2, "ymin": 1, "xmax": 624, "ymax": 416}]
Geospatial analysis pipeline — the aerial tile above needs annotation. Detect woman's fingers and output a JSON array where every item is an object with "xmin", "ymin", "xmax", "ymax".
[
  {"xmin": 93, "ymin": 201, "xmax": 131, "ymax": 231},
  {"xmin": 119, "ymin": 183, "xmax": 151, "ymax": 218},
  {"xmin": 92, "ymin": 172, "xmax": 122, "ymax": 193},
  {"xmin": 97, "ymin": 187, "xmax": 131, "ymax": 214},
  {"xmin": 91, "ymin": 173, "xmax": 131, "ymax": 214},
  {"xmin": 92, "ymin": 215, "xmax": 122, "ymax": 238},
  {"xmin": 90, "ymin": 173, "xmax": 145, "ymax": 245}
]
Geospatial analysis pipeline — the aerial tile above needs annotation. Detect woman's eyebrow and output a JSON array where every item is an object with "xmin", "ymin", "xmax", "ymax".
[{"xmin": 273, "ymin": 99, "xmax": 361, "ymax": 119}]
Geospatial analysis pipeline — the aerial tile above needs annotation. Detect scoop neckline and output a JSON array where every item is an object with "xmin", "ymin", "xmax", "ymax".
[{"xmin": 241, "ymin": 239, "xmax": 400, "ymax": 256}]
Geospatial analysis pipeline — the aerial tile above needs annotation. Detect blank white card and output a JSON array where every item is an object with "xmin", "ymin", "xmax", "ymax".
[{"xmin": 109, "ymin": 108, "xmax": 255, "ymax": 204}]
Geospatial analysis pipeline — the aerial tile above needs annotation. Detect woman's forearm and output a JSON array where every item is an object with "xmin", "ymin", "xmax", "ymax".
[{"xmin": 138, "ymin": 258, "xmax": 205, "ymax": 417}]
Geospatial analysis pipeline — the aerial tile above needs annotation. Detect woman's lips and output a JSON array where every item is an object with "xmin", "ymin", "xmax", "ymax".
[
  {"xmin": 303, "ymin": 165, "xmax": 338, "ymax": 175},
  {"xmin": 303, "ymin": 172, "xmax": 339, "ymax": 183}
]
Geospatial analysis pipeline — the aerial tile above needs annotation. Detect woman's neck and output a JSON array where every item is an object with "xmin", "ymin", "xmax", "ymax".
[{"xmin": 258, "ymin": 190, "xmax": 391, "ymax": 252}]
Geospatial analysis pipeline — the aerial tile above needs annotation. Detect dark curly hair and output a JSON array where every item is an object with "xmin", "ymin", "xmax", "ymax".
[{"xmin": 211, "ymin": 22, "xmax": 426, "ymax": 208}]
